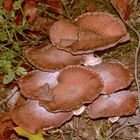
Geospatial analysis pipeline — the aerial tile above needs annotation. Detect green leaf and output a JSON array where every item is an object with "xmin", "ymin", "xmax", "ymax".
[
  {"xmin": 3, "ymin": 70, "xmax": 15, "ymax": 84},
  {"xmin": 14, "ymin": 127, "xmax": 46, "ymax": 140},
  {"xmin": 15, "ymin": 66, "xmax": 27, "ymax": 75},
  {"xmin": 9, "ymin": 10, "xmax": 16, "ymax": 19},
  {"xmin": 3, "ymin": 50, "xmax": 15, "ymax": 59},
  {"xmin": 12, "ymin": 43, "xmax": 20, "ymax": 52},
  {"xmin": 0, "ymin": 9, "xmax": 7, "ymax": 17},
  {"xmin": 0, "ymin": 30, "xmax": 8, "ymax": 41},
  {"xmin": 0, "ymin": 59, "xmax": 12, "ymax": 71},
  {"xmin": 13, "ymin": 0, "xmax": 24, "ymax": 10}
]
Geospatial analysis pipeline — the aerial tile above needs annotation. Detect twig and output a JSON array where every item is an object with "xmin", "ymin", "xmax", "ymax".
[
  {"xmin": 111, "ymin": 1, "xmax": 140, "ymax": 113},
  {"xmin": 108, "ymin": 121, "xmax": 140, "ymax": 138},
  {"xmin": 5, "ymin": 86, "xmax": 18, "ymax": 103},
  {"xmin": 37, "ymin": 8, "xmax": 59, "ymax": 20},
  {"xmin": 108, "ymin": 2, "xmax": 140, "ymax": 139},
  {"xmin": 125, "ymin": 22, "xmax": 140, "ymax": 112},
  {"xmin": 134, "ymin": 0, "xmax": 138, "ymax": 9}
]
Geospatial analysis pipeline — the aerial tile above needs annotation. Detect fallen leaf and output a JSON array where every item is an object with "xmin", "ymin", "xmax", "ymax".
[
  {"xmin": 47, "ymin": 0, "xmax": 63, "ymax": 14},
  {"xmin": 0, "ymin": 130, "xmax": 14, "ymax": 140},
  {"xmin": 111, "ymin": 0, "xmax": 132, "ymax": 20},
  {"xmin": 0, "ymin": 116, "xmax": 14, "ymax": 139},
  {"xmin": 14, "ymin": 127, "xmax": 46, "ymax": 140},
  {"xmin": 85, "ymin": 1, "xmax": 99, "ymax": 12},
  {"xmin": 2, "ymin": 0, "xmax": 13, "ymax": 13},
  {"xmin": 23, "ymin": 0, "xmax": 37, "ymax": 24}
]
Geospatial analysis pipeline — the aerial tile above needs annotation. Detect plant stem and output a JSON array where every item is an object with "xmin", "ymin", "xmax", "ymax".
[{"xmin": 60, "ymin": 0, "xmax": 72, "ymax": 20}]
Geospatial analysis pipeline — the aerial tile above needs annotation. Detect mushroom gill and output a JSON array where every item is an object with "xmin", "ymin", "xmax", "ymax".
[
  {"xmin": 39, "ymin": 66, "xmax": 103, "ymax": 112},
  {"xmin": 18, "ymin": 70, "xmax": 59, "ymax": 100},
  {"xmin": 88, "ymin": 90, "xmax": 138, "ymax": 119},
  {"xmin": 25, "ymin": 45, "xmax": 102, "ymax": 71},
  {"xmin": 49, "ymin": 19, "xmax": 78, "ymax": 47},
  {"xmin": 92, "ymin": 60, "xmax": 133, "ymax": 94},
  {"xmin": 12, "ymin": 100, "xmax": 73, "ymax": 134},
  {"xmin": 55, "ymin": 12, "xmax": 130, "ymax": 54}
]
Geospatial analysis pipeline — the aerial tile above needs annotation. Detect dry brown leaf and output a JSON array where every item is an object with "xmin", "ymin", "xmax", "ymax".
[{"xmin": 111, "ymin": 0, "xmax": 132, "ymax": 20}]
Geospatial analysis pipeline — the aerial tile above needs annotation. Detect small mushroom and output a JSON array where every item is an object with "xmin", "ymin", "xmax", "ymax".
[
  {"xmin": 18, "ymin": 70, "xmax": 59, "ymax": 100},
  {"xmin": 12, "ymin": 100, "xmax": 73, "ymax": 134},
  {"xmin": 39, "ymin": 65, "xmax": 103, "ymax": 112},
  {"xmin": 50, "ymin": 19, "xmax": 78, "ymax": 47},
  {"xmin": 92, "ymin": 60, "xmax": 133, "ymax": 94},
  {"xmin": 55, "ymin": 12, "xmax": 130, "ymax": 54},
  {"xmin": 88, "ymin": 90, "xmax": 138, "ymax": 119},
  {"xmin": 25, "ymin": 45, "xmax": 102, "ymax": 71}
]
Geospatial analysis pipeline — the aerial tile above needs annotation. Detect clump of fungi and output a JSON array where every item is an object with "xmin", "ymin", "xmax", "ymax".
[{"xmin": 11, "ymin": 12, "xmax": 138, "ymax": 134}]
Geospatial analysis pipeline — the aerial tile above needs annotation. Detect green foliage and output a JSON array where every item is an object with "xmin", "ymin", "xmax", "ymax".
[
  {"xmin": 3, "ymin": 69, "xmax": 15, "ymax": 84},
  {"xmin": 0, "ymin": 0, "xmax": 33, "ymax": 84},
  {"xmin": 0, "ymin": 29, "xmax": 8, "ymax": 41},
  {"xmin": 0, "ymin": 0, "xmax": 96, "ymax": 85},
  {"xmin": 13, "ymin": 0, "xmax": 24, "ymax": 10}
]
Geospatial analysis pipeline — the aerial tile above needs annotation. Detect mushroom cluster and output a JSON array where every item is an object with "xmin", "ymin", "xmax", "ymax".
[{"xmin": 11, "ymin": 12, "xmax": 138, "ymax": 134}]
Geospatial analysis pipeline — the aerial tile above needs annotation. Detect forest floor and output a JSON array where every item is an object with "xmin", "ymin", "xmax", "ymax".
[{"xmin": 0, "ymin": 0, "xmax": 140, "ymax": 140}]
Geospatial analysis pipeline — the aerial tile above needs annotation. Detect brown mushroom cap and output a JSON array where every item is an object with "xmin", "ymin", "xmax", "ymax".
[
  {"xmin": 18, "ymin": 70, "xmax": 59, "ymax": 100},
  {"xmin": 39, "ymin": 66, "xmax": 103, "ymax": 112},
  {"xmin": 56, "ymin": 12, "xmax": 130, "ymax": 54},
  {"xmin": 12, "ymin": 100, "xmax": 73, "ymax": 134},
  {"xmin": 92, "ymin": 60, "xmax": 133, "ymax": 94},
  {"xmin": 25, "ymin": 45, "xmax": 100, "ymax": 71},
  {"xmin": 88, "ymin": 90, "xmax": 138, "ymax": 119},
  {"xmin": 75, "ymin": 12, "xmax": 127, "ymax": 37},
  {"xmin": 50, "ymin": 19, "xmax": 78, "ymax": 47}
]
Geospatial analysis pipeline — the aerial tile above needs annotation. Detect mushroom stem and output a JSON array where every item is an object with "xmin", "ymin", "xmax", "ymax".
[
  {"xmin": 83, "ymin": 54, "xmax": 102, "ymax": 66},
  {"xmin": 73, "ymin": 105, "xmax": 86, "ymax": 116}
]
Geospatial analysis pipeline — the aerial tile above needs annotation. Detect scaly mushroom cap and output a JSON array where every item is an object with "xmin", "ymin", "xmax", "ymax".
[
  {"xmin": 12, "ymin": 100, "xmax": 73, "ymax": 134},
  {"xmin": 56, "ymin": 12, "xmax": 130, "ymax": 54},
  {"xmin": 92, "ymin": 60, "xmax": 133, "ymax": 94},
  {"xmin": 18, "ymin": 70, "xmax": 59, "ymax": 100},
  {"xmin": 50, "ymin": 19, "xmax": 78, "ymax": 47},
  {"xmin": 88, "ymin": 90, "xmax": 138, "ymax": 119},
  {"xmin": 39, "ymin": 66, "xmax": 103, "ymax": 112},
  {"xmin": 25, "ymin": 45, "xmax": 100, "ymax": 71}
]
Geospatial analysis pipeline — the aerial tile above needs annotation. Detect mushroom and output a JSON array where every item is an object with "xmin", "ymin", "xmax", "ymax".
[
  {"xmin": 12, "ymin": 100, "xmax": 73, "ymax": 134},
  {"xmin": 49, "ymin": 19, "xmax": 78, "ymax": 47},
  {"xmin": 18, "ymin": 70, "xmax": 59, "ymax": 100},
  {"xmin": 10, "ymin": 9, "xmax": 137, "ymax": 135},
  {"xmin": 54, "ymin": 12, "xmax": 130, "ymax": 54},
  {"xmin": 92, "ymin": 60, "xmax": 133, "ymax": 94},
  {"xmin": 88, "ymin": 90, "xmax": 138, "ymax": 119},
  {"xmin": 39, "ymin": 65, "xmax": 103, "ymax": 112},
  {"xmin": 25, "ymin": 44, "xmax": 102, "ymax": 71}
]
